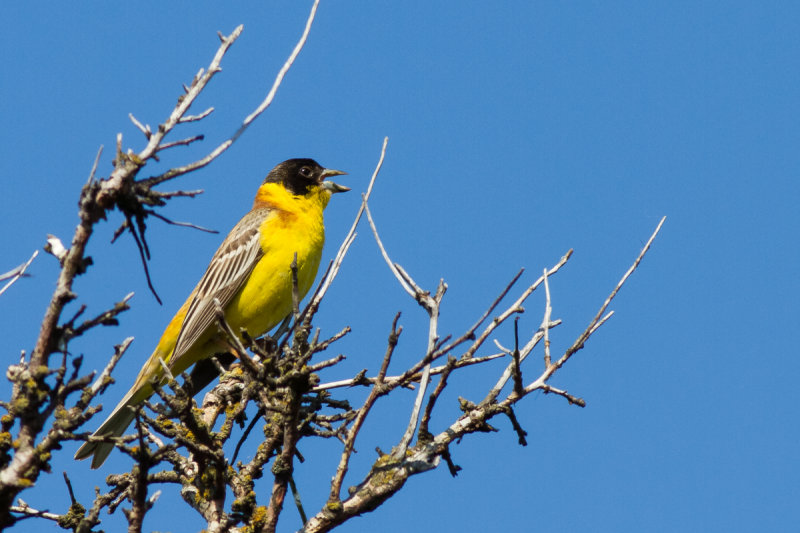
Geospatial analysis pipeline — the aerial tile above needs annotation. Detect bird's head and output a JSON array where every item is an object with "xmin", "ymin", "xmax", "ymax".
[{"xmin": 264, "ymin": 158, "xmax": 349, "ymax": 197}]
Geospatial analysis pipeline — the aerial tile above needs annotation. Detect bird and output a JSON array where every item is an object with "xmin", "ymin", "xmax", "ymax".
[{"xmin": 75, "ymin": 158, "xmax": 349, "ymax": 468}]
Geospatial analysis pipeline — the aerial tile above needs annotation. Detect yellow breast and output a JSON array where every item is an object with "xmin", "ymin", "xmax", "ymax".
[{"xmin": 224, "ymin": 183, "xmax": 329, "ymax": 337}]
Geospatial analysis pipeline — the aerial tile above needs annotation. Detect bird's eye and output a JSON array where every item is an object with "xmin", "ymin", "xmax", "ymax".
[{"xmin": 299, "ymin": 166, "xmax": 312, "ymax": 178}]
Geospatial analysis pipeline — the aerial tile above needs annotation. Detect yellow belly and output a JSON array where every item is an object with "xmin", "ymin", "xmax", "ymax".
[
  {"xmin": 134, "ymin": 190, "xmax": 328, "ymax": 397},
  {"xmin": 225, "ymin": 207, "xmax": 325, "ymax": 337},
  {"xmin": 118, "ymin": 182, "xmax": 334, "ymax": 416}
]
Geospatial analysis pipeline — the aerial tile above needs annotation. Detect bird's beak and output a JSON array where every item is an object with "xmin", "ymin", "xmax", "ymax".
[{"xmin": 320, "ymin": 168, "xmax": 350, "ymax": 193}]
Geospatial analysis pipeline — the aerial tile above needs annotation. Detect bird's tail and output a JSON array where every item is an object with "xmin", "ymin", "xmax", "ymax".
[
  {"xmin": 74, "ymin": 390, "xmax": 137, "ymax": 469},
  {"xmin": 75, "ymin": 343, "xmax": 171, "ymax": 468}
]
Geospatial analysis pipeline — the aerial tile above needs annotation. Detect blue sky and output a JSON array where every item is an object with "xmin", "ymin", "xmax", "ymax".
[{"xmin": 1, "ymin": 1, "xmax": 798, "ymax": 532}]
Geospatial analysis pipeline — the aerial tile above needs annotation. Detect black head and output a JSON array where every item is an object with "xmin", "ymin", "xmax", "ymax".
[{"xmin": 263, "ymin": 158, "xmax": 347, "ymax": 196}]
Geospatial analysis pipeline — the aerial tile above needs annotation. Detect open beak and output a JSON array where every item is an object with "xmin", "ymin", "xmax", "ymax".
[{"xmin": 320, "ymin": 168, "xmax": 350, "ymax": 193}]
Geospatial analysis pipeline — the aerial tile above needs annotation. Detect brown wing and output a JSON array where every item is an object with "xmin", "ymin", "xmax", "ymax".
[{"xmin": 169, "ymin": 207, "xmax": 269, "ymax": 367}]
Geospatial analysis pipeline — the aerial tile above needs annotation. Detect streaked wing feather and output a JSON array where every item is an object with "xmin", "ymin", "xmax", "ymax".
[{"xmin": 170, "ymin": 208, "xmax": 269, "ymax": 365}]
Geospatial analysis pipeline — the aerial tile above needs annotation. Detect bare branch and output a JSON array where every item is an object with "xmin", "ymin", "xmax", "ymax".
[
  {"xmin": 128, "ymin": 113, "xmax": 151, "ymax": 139},
  {"xmin": 146, "ymin": 210, "xmax": 218, "ymax": 234},
  {"xmin": 540, "ymin": 384, "xmax": 586, "ymax": 407},
  {"xmin": 364, "ymin": 202, "xmax": 416, "ymax": 299},
  {"xmin": 396, "ymin": 279, "xmax": 445, "ymax": 456},
  {"xmin": 511, "ymin": 319, "xmax": 524, "ymax": 397},
  {"xmin": 156, "ymin": 134, "xmax": 205, "ymax": 152},
  {"xmin": 0, "ymin": 250, "xmax": 38, "ymax": 297},
  {"xmin": 9, "ymin": 500, "xmax": 61, "ymax": 522},
  {"xmin": 303, "ymin": 136, "xmax": 389, "ymax": 322},
  {"xmin": 133, "ymin": 26, "xmax": 243, "ymax": 172},
  {"xmin": 179, "ymin": 107, "xmax": 214, "ymax": 123},
  {"xmin": 463, "ymin": 249, "xmax": 572, "ymax": 361},
  {"xmin": 329, "ymin": 314, "xmax": 401, "ymax": 502},
  {"xmin": 543, "ymin": 216, "xmax": 666, "ymax": 380},
  {"xmin": 314, "ymin": 352, "xmax": 506, "ymax": 392},
  {"xmin": 237, "ymin": 0, "xmax": 321, "ymax": 138},
  {"xmin": 364, "ymin": 195, "xmax": 451, "ymax": 454},
  {"xmin": 542, "ymin": 268, "xmax": 553, "ymax": 368},
  {"xmin": 87, "ymin": 337, "xmax": 134, "ymax": 400},
  {"xmin": 433, "ymin": 268, "xmax": 525, "ymax": 360},
  {"xmin": 144, "ymin": 0, "xmax": 323, "ymax": 188}
]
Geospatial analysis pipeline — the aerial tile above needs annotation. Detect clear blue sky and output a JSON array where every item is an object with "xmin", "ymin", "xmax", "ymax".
[{"xmin": 1, "ymin": 2, "xmax": 797, "ymax": 532}]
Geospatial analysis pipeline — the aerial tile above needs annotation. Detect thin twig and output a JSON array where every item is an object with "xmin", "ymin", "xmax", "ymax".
[
  {"xmin": 396, "ymin": 280, "xmax": 445, "ymax": 456},
  {"xmin": 434, "ymin": 269, "xmax": 525, "ymax": 360},
  {"xmin": 9, "ymin": 501, "xmax": 61, "ymax": 522},
  {"xmin": 463, "ymin": 250, "xmax": 572, "ymax": 361},
  {"xmin": 144, "ymin": 0, "xmax": 322, "ymax": 188},
  {"xmin": 156, "ymin": 134, "xmax": 205, "ymax": 152},
  {"xmin": 179, "ymin": 107, "xmax": 214, "ymax": 123},
  {"xmin": 366, "ymin": 195, "xmax": 448, "ymax": 455},
  {"xmin": 87, "ymin": 337, "xmax": 134, "ymax": 400},
  {"xmin": 289, "ymin": 475, "xmax": 308, "ymax": 526},
  {"xmin": 146, "ymin": 210, "xmax": 218, "ymax": 234},
  {"xmin": 364, "ymin": 202, "xmax": 415, "ymax": 299},
  {"xmin": 549, "ymin": 216, "xmax": 666, "ymax": 375},
  {"xmin": 237, "ymin": 0, "xmax": 321, "ymax": 139},
  {"xmin": 511, "ymin": 319, "xmax": 524, "ymax": 396},
  {"xmin": 542, "ymin": 268, "xmax": 553, "ymax": 368},
  {"xmin": 126, "ymin": 219, "xmax": 162, "ymax": 304},
  {"xmin": 522, "ymin": 217, "xmax": 666, "ymax": 395},
  {"xmin": 418, "ymin": 355, "xmax": 458, "ymax": 439},
  {"xmin": 129, "ymin": 113, "xmax": 151, "ymax": 139},
  {"xmin": 314, "ymin": 352, "xmax": 506, "ymax": 392},
  {"xmin": 485, "ymin": 320, "xmax": 560, "ymax": 404},
  {"xmin": 135, "ymin": 26, "xmax": 243, "ymax": 181},
  {"xmin": 302, "ymin": 218, "xmax": 665, "ymax": 533},
  {"xmin": 540, "ymin": 384, "xmax": 586, "ymax": 407},
  {"xmin": 303, "ymin": 136, "xmax": 389, "ymax": 321},
  {"xmin": 62, "ymin": 472, "xmax": 76, "ymax": 505},
  {"xmin": 329, "ymin": 314, "xmax": 401, "ymax": 502},
  {"xmin": 0, "ymin": 250, "xmax": 38, "ymax": 297}
]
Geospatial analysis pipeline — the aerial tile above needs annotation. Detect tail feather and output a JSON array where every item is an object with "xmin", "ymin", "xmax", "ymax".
[{"xmin": 74, "ymin": 393, "xmax": 137, "ymax": 469}]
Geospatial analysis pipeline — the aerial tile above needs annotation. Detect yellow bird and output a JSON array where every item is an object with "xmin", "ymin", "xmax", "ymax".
[{"xmin": 75, "ymin": 158, "xmax": 348, "ymax": 468}]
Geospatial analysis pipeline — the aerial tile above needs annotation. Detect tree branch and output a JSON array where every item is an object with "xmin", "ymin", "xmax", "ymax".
[{"xmin": 0, "ymin": 250, "xmax": 38, "ymax": 297}]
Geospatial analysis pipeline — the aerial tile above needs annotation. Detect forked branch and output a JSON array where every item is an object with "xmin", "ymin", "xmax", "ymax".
[{"xmin": 303, "ymin": 216, "xmax": 665, "ymax": 533}]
